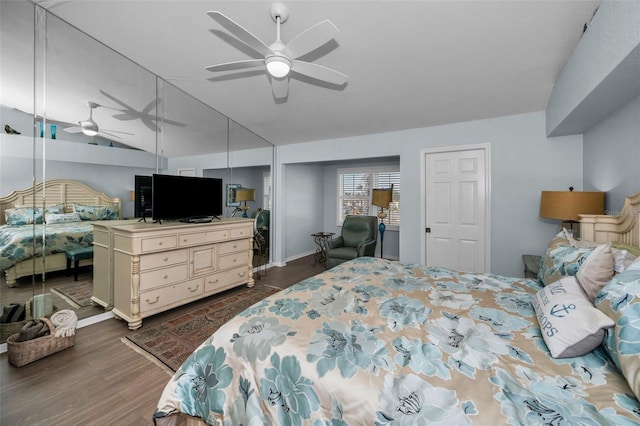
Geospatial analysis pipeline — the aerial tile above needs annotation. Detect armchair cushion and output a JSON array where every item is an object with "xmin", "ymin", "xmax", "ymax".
[{"xmin": 324, "ymin": 215, "xmax": 378, "ymax": 268}]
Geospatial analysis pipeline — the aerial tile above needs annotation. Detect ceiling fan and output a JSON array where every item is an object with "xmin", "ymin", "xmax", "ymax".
[
  {"xmin": 63, "ymin": 101, "xmax": 134, "ymax": 140},
  {"xmin": 99, "ymin": 90, "xmax": 187, "ymax": 132},
  {"xmin": 205, "ymin": 2, "xmax": 348, "ymax": 99}
]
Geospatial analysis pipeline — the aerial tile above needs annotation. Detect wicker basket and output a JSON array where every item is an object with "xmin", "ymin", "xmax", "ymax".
[
  {"xmin": 6, "ymin": 317, "xmax": 75, "ymax": 367},
  {"xmin": 1, "ymin": 300, "xmax": 58, "ymax": 342},
  {"xmin": 0, "ymin": 302, "xmax": 32, "ymax": 342}
]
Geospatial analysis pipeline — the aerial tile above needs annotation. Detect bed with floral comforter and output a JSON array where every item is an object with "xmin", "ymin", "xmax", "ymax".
[
  {"xmin": 154, "ymin": 257, "xmax": 640, "ymax": 425},
  {"xmin": 0, "ymin": 222, "xmax": 94, "ymax": 272}
]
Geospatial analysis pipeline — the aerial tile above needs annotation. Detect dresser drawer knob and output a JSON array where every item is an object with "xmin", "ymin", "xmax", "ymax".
[
  {"xmin": 208, "ymin": 279, "xmax": 219, "ymax": 284},
  {"xmin": 163, "ymin": 275, "xmax": 169, "ymax": 279},
  {"xmin": 188, "ymin": 285, "xmax": 200, "ymax": 293},
  {"xmin": 238, "ymin": 271, "xmax": 246, "ymax": 277},
  {"xmin": 146, "ymin": 296, "xmax": 160, "ymax": 305},
  {"xmin": 158, "ymin": 242, "xmax": 163, "ymax": 246},
  {"xmin": 163, "ymin": 257, "xmax": 169, "ymax": 262}
]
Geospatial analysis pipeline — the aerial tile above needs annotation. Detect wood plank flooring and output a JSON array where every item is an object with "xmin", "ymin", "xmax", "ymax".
[{"xmin": 0, "ymin": 255, "xmax": 325, "ymax": 426}]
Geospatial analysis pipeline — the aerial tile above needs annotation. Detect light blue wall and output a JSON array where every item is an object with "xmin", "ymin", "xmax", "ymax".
[
  {"xmin": 276, "ymin": 111, "xmax": 584, "ymax": 277},
  {"xmin": 546, "ymin": 0, "xmax": 640, "ymax": 136},
  {"xmin": 583, "ymin": 96, "xmax": 640, "ymax": 211}
]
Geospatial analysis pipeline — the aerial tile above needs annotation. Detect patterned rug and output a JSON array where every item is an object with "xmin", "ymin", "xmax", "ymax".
[
  {"xmin": 51, "ymin": 281, "xmax": 94, "ymax": 309},
  {"xmin": 123, "ymin": 284, "xmax": 281, "ymax": 372}
]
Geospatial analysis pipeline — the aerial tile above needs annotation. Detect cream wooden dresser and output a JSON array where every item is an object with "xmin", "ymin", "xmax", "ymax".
[{"xmin": 100, "ymin": 219, "xmax": 254, "ymax": 329}]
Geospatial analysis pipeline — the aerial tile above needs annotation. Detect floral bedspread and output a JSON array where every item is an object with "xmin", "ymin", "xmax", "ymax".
[
  {"xmin": 154, "ymin": 257, "xmax": 640, "ymax": 425},
  {"xmin": 0, "ymin": 222, "xmax": 94, "ymax": 271}
]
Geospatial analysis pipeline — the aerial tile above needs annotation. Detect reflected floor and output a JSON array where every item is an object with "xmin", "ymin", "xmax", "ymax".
[{"xmin": 0, "ymin": 266, "xmax": 104, "ymax": 343}]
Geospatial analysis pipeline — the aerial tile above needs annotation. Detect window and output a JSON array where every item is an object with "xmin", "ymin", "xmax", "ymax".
[
  {"xmin": 337, "ymin": 167, "xmax": 400, "ymax": 227},
  {"xmin": 262, "ymin": 172, "xmax": 271, "ymax": 209}
]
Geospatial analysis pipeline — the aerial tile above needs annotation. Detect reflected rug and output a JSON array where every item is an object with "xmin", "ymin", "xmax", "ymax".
[
  {"xmin": 51, "ymin": 281, "xmax": 93, "ymax": 309},
  {"xmin": 123, "ymin": 284, "xmax": 281, "ymax": 372}
]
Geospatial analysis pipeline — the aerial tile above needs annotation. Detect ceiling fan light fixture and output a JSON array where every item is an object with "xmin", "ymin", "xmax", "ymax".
[
  {"xmin": 80, "ymin": 119, "xmax": 99, "ymax": 136},
  {"xmin": 265, "ymin": 55, "xmax": 291, "ymax": 79}
]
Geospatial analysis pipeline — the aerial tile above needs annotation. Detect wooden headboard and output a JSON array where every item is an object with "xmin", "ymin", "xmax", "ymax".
[
  {"xmin": 0, "ymin": 179, "xmax": 122, "ymax": 225},
  {"xmin": 579, "ymin": 190, "xmax": 640, "ymax": 247}
]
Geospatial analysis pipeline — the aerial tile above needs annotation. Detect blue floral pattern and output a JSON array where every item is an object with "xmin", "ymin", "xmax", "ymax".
[
  {"xmin": 155, "ymin": 258, "xmax": 640, "ymax": 425},
  {"xmin": 1, "ymin": 222, "xmax": 95, "ymax": 271}
]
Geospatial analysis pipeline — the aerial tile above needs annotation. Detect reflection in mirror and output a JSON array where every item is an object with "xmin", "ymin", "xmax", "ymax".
[
  {"xmin": 1, "ymin": 4, "xmax": 275, "ymax": 343},
  {"xmin": 227, "ymin": 120, "xmax": 274, "ymax": 269},
  {"xmin": 0, "ymin": 1, "xmax": 37, "ymax": 344}
]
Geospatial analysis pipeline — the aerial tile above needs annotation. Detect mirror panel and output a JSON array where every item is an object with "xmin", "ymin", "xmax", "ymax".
[{"xmin": 0, "ymin": 4, "xmax": 275, "ymax": 343}]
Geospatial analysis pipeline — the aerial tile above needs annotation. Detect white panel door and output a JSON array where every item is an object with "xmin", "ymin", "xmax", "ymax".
[{"xmin": 425, "ymin": 148, "xmax": 487, "ymax": 272}]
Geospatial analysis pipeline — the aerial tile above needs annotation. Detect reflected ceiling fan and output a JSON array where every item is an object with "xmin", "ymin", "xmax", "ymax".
[
  {"xmin": 63, "ymin": 101, "xmax": 134, "ymax": 140},
  {"xmin": 205, "ymin": 2, "xmax": 348, "ymax": 99},
  {"xmin": 99, "ymin": 90, "xmax": 187, "ymax": 132}
]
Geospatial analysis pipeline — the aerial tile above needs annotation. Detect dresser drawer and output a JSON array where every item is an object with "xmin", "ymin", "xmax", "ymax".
[
  {"xmin": 179, "ymin": 229, "xmax": 229, "ymax": 246},
  {"xmin": 139, "ymin": 264, "xmax": 188, "ymax": 291},
  {"xmin": 218, "ymin": 239, "xmax": 249, "ymax": 255},
  {"xmin": 140, "ymin": 278, "xmax": 203, "ymax": 313},
  {"xmin": 204, "ymin": 266, "xmax": 250, "ymax": 293},
  {"xmin": 141, "ymin": 235, "xmax": 177, "ymax": 253},
  {"xmin": 139, "ymin": 249, "xmax": 188, "ymax": 271},
  {"xmin": 219, "ymin": 251, "xmax": 248, "ymax": 270},
  {"xmin": 229, "ymin": 225, "xmax": 253, "ymax": 240}
]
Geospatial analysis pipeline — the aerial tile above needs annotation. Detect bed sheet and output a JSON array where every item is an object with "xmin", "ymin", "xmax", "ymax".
[
  {"xmin": 155, "ymin": 257, "xmax": 640, "ymax": 425},
  {"xmin": 0, "ymin": 222, "xmax": 94, "ymax": 272}
]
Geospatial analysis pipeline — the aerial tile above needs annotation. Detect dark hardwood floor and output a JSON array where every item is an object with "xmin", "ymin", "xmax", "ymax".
[{"xmin": 0, "ymin": 254, "xmax": 325, "ymax": 426}]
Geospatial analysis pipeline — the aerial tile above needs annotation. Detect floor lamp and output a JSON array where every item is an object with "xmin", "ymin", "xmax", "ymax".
[{"xmin": 372, "ymin": 185, "xmax": 393, "ymax": 259}]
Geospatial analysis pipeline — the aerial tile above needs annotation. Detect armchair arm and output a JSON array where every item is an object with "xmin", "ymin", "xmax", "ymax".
[
  {"xmin": 356, "ymin": 238, "xmax": 377, "ymax": 257},
  {"xmin": 323, "ymin": 236, "xmax": 344, "ymax": 251}
]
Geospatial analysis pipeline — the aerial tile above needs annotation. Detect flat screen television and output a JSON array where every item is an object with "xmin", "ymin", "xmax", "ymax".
[
  {"xmin": 134, "ymin": 175, "xmax": 152, "ymax": 219},
  {"xmin": 152, "ymin": 174, "xmax": 223, "ymax": 222}
]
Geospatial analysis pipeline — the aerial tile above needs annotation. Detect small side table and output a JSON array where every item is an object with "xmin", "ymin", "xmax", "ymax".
[
  {"xmin": 522, "ymin": 254, "xmax": 541, "ymax": 279},
  {"xmin": 311, "ymin": 232, "xmax": 335, "ymax": 267}
]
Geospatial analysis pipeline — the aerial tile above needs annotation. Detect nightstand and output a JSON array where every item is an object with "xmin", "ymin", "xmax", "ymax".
[{"xmin": 522, "ymin": 254, "xmax": 541, "ymax": 279}]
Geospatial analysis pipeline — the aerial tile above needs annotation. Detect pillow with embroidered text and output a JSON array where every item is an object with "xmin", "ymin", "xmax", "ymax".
[{"xmin": 533, "ymin": 276, "xmax": 614, "ymax": 358}]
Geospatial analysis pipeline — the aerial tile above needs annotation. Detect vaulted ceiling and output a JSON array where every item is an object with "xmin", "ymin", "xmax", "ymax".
[{"xmin": 31, "ymin": 0, "xmax": 600, "ymax": 147}]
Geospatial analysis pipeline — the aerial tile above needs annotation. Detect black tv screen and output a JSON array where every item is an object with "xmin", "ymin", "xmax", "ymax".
[
  {"xmin": 152, "ymin": 174, "xmax": 223, "ymax": 221},
  {"xmin": 134, "ymin": 175, "xmax": 152, "ymax": 218}
]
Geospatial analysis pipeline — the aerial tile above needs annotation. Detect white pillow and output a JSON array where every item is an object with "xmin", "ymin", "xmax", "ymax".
[
  {"xmin": 626, "ymin": 256, "xmax": 640, "ymax": 271},
  {"xmin": 575, "ymin": 243, "xmax": 614, "ymax": 302},
  {"xmin": 532, "ymin": 276, "xmax": 614, "ymax": 358},
  {"xmin": 611, "ymin": 247, "xmax": 637, "ymax": 273},
  {"xmin": 45, "ymin": 212, "xmax": 82, "ymax": 224}
]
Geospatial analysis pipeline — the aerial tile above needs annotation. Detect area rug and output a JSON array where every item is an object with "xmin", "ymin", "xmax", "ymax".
[
  {"xmin": 123, "ymin": 284, "xmax": 281, "ymax": 372},
  {"xmin": 50, "ymin": 281, "xmax": 94, "ymax": 309}
]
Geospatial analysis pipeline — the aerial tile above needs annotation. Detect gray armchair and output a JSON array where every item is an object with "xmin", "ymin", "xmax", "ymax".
[{"xmin": 323, "ymin": 215, "xmax": 378, "ymax": 268}]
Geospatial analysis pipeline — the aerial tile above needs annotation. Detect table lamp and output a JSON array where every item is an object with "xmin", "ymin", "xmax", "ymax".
[
  {"xmin": 372, "ymin": 185, "xmax": 394, "ymax": 258},
  {"xmin": 539, "ymin": 187, "xmax": 604, "ymax": 236},
  {"xmin": 233, "ymin": 188, "xmax": 255, "ymax": 218}
]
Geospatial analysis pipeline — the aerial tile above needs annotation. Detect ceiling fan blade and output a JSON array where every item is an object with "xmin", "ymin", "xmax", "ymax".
[
  {"xmin": 291, "ymin": 60, "xmax": 348, "ymax": 85},
  {"xmin": 102, "ymin": 128, "xmax": 135, "ymax": 136},
  {"xmin": 63, "ymin": 126, "xmax": 82, "ymax": 133},
  {"xmin": 285, "ymin": 20, "xmax": 339, "ymax": 59},
  {"xmin": 206, "ymin": 11, "xmax": 273, "ymax": 57},
  {"xmin": 206, "ymin": 59, "xmax": 265, "ymax": 73},
  {"xmin": 99, "ymin": 130, "xmax": 122, "ymax": 139},
  {"xmin": 271, "ymin": 77, "xmax": 289, "ymax": 99}
]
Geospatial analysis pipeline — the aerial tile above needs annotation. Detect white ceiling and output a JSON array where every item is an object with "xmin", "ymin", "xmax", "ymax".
[{"xmin": 31, "ymin": 0, "xmax": 600, "ymax": 147}]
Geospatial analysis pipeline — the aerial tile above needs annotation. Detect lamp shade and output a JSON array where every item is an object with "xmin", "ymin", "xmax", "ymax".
[
  {"xmin": 539, "ymin": 190, "xmax": 604, "ymax": 221},
  {"xmin": 372, "ymin": 187, "xmax": 393, "ymax": 208},
  {"xmin": 235, "ymin": 188, "xmax": 255, "ymax": 202}
]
